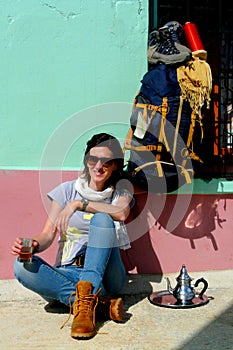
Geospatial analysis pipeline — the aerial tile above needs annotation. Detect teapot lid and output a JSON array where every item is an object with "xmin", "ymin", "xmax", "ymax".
[{"xmin": 176, "ymin": 264, "xmax": 193, "ymax": 282}]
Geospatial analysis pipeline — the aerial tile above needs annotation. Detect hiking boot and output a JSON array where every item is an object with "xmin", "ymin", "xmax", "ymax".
[
  {"xmin": 96, "ymin": 296, "xmax": 123, "ymax": 322},
  {"xmin": 71, "ymin": 281, "xmax": 101, "ymax": 339}
]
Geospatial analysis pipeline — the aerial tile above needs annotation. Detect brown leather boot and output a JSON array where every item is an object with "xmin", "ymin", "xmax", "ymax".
[
  {"xmin": 96, "ymin": 296, "xmax": 123, "ymax": 322},
  {"xmin": 71, "ymin": 281, "xmax": 101, "ymax": 339}
]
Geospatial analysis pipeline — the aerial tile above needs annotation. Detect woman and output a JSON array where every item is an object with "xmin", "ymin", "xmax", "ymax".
[{"xmin": 12, "ymin": 133, "xmax": 133, "ymax": 340}]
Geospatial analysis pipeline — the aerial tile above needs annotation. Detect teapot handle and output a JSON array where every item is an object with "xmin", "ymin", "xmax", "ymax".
[{"xmin": 194, "ymin": 277, "xmax": 208, "ymax": 299}]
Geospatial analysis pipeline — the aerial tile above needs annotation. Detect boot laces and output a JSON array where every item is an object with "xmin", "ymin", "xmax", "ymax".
[
  {"xmin": 78, "ymin": 293, "xmax": 96, "ymax": 314},
  {"xmin": 60, "ymin": 288, "xmax": 101, "ymax": 329},
  {"xmin": 60, "ymin": 292, "xmax": 75, "ymax": 329}
]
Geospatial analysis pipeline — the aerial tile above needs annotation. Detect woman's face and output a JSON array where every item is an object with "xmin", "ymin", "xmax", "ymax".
[{"xmin": 86, "ymin": 146, "xmax": 117, "ymax": 190}]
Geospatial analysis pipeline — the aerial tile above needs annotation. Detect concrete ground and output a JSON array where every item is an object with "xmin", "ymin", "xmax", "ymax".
[{"xmin": 1, "ymin": 270, "xmax": 233, "ymax": 350}]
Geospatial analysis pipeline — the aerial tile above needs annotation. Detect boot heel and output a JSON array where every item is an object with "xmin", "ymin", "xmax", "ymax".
[
  {"xmin": 97, "ymin": 296, "xmax": 123, "ymax": 322},
  {"xmin": 109, "ymin": 298, "xmax": 123, "ymax": 322}
]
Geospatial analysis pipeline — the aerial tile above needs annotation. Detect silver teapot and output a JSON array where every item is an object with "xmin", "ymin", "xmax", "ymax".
[{"xmin": 165, "ymin": 264, "xmax": 208, "ymax": 305}]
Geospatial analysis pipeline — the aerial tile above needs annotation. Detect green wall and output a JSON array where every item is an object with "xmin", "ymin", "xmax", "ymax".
[{"xmin": 0, "ymin": 0, "xmax": 148, "ymax": 169}]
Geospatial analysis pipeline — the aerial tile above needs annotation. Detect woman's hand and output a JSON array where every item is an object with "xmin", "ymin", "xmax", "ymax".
[
  {"xmin": 11, "ymin": 237, "xmax": 23, "ymax": 256},
  {"xmin": 11, "ymin": 237, "xmax": 39, "ymax": 256},
  {"xmin": 53, "ymin": 203, "xmax": 76, "ymax": 233}
]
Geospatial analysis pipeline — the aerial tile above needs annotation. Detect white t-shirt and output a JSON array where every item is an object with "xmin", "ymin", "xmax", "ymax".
[{"xmin": 48, "ymin": 180, "xmax": 132, "ymax": 267}]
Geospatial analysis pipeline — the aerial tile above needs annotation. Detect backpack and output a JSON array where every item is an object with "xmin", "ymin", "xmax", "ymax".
[{"xmin": 123, "ymin": 65, "xmax": 203, "ymax": 193}]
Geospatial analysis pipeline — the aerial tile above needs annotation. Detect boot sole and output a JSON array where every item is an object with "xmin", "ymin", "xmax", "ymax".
[{"xmin": 71, "ymin": 330, "xmax": 96, "ymax": 339}]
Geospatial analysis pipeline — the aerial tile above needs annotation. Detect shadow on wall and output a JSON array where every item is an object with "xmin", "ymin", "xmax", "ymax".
[
  {"xmin": 153, "ymin": 194, "xmax": 226, "ymax": 250},
  {"xmin": 122, "ymin": 192, "xmax": 227, "ymax": 274},
  {"xmin": 121, "ymin": 191, "xmax": 163, "ymax": 276}
]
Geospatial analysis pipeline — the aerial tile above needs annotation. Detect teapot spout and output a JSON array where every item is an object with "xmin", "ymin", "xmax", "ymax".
[{"xmin": 165, "ymin": 277, "xmax": 174, "ymax": 294}]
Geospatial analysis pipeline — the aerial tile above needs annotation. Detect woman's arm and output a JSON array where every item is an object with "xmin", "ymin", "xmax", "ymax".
[
  {"xmin": 69, "ymin": 193, "xmax": 131, "ymax": 221},
  {"xmin": 53, "ymin": 193, "xmax": 132, "ymax": 234},
  {"xmin": 84, "ymin": 194, "xmax": 131, "ymax": 221}
]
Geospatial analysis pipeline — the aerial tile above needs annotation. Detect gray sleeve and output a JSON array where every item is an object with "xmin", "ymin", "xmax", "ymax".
[
  {"xmin": 47, "ymin": 181, "xmax": 74, "ymax": 208},
  {"xmin": 118, "ymin": 188, "xmax": 135, "ymax": 208}
]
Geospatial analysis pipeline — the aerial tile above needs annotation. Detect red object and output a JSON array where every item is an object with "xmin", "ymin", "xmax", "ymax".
[{"xmin": 182, "ymin": 22, "xmax": 205, "ymax": 51}]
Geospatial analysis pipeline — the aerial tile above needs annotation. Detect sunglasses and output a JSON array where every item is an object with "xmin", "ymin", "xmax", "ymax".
[{"xmin": 87, "ymin": 155, "xmax": 114, "ymax": 168}]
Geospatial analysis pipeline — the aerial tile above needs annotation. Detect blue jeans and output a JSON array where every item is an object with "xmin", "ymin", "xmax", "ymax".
[{"xmin": 14, "ymin": 213, "xmax": 126, "ymax": 306}]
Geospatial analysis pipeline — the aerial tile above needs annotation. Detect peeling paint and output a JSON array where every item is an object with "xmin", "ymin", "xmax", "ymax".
[{"xmin": 43, "ymin": 3, "xmax": 81, "ymax": 20}]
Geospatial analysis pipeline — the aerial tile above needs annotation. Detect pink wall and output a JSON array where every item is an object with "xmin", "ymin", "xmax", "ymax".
[
  {"xmin": 1, "ymin": 170, "xmax": 233, "ymax": 279},
  {"xmin": 122, "ymin": 192, "xmax": 233, "ymax": 274}
]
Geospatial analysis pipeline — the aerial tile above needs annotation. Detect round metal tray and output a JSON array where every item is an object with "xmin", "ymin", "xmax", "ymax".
[{"xmin": 148, "ymin": 290, "xmax": 210, "ymax": 309}]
